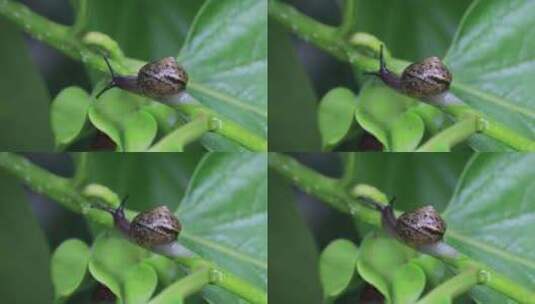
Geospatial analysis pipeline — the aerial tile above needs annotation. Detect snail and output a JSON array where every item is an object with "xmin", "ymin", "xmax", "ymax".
[
  {"xmin": 366, "ymin": 45, "xmax": 452, "ymax": 98},
  {"xmin": 94, "ymin": 196, "xmax": 181, "ymax": 248},
  {"xmin": 359, "ymin": 196, "xmax": 457, "ymax": 258},
  {"xmin": 96, "ymin": 56, "xmax": 188, "ymax": 99}
]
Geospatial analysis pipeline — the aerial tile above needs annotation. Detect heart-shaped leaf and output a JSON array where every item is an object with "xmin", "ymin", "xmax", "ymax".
[
  {"xmin": 443, "ymin": 153, "xmax": 535, "ymax": 303},
  {"xmin": 88, "ymin": 90, "xmax": 157, "ymax": 151},
  {"xmin": 355, "ymin": 83, "xmax": 424, "ymax": 151},
  {"xmin": 392, "ymin": 262, "xmax": 426, "ymax": 303},
  {"xmin": 319, "ymin": 239, "xmax": 359, "ymax": 299},
  {"xmin": 357, "ymin": 233, "xmax": 415, "ymax": 302},
  {"xmin": 390, "ymin": 111, "xmax": 424, "ymax": 151},
  {"xmin": 88, "ymin": 233, "xmax": 150, "ymax": 299},
  {"xmin": 318, "ymin": 87, "xmax": 357, "ymax": 150},
  {"xmin": 124, "ymin": 262, "xmax": 158, "ymax": 304},
  {"xmin": 51, "ymin": 239, "xmax": 90, "ymax": 300},
  {"xmin": 50, "ymin": 87, "xmax": 91, "ymax": 148}
]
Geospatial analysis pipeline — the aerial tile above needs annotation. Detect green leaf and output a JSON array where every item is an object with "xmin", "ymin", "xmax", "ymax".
[
  {"xmin": 179, "ymin": 0, "xmax": 267, "ymax": 149},
  {"xmin": 50, "ymin": 87, "xmax": 91, "ymax": 148},
  {"xmin": 83, "ymin": 153, "xmax": 201, "ymax": 212},
  {"xmin": 357, "ymin": 233, "xmax": 414, "ymax": 302},
  {"xmin": 411, "ymin": 255, "xmax": 448, "ymax": 288},
  {"xmin": 392, "ymin": 262, "xmax": 426, "ymax": 304},
  {"xmin": 124, "ymin": 262, "xmax": 158, "ymax": 304},
  {"xmin": 355, "ymin": 1, "xmax": 469, "ymax": 61},
  {"xmin": 355, "ymin": 83, "xmax": 424, "ymax": 151},
  {"xmin": 178, "ymin": 153, "xmax": 267, "ymax": 302},
  {"xmin": 88, "ymin": 233, "xmax": 150, "ymax": 299},
  {"xmin": 142, "ymin": 102, "xmax": 182, "ymax": 135},
  {"xmin": 88, "ymin": 90, "xmax": 157, "ymax": 151},
  {"xmin": 268, "ymin": 21, "xmax": 320, "ymax": 151},
  {"xmin": 318, "ymin": 87, "xmax": 357, "ymax": 150},
  {"xmin": 346, "ymin": 152, "xmax": 471, "ymax": 212},
  {"xmin": 86, "ymin": 0, "xmax": 203, "ymax": 60},
  {"xmin": 390, "ymin": 111, "xmax": 424, "ymax": 151},
  {"xmin": 411, "ymin": 103, "xmax": 449, "ymax": 136},
  {"xmin": 51, "ymin": 239, "xmax": 90, "ymax": 300},
  {"xmin": 319, "ymin": 239, "xmax": 359, "ymax": 299},
  {"xmin": 268, "ymin": 171, "xmax": 322, "ymax": 304},
  {"xmin": 0, "ymin": 18, "xmax": 54, "ymax": 150},
  {"xmin": 144, "ymin": 255, "xmax": 179, "ymax": 287},
  {"xmin": 444, "ymin": 1, "xmax": 535, "ymax": 150},
  {"xmin": 0, "ymin": 172, "xmax": 54, "ymax": 303},
  {"xmin": 443, "ymin": 153, "xmax": 535, "ymax": 303}
]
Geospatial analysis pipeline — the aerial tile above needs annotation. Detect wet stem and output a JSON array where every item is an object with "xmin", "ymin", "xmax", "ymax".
[
  {"xmin": 268, "ymin": 152, "xmax": 535, "ymax": 304},
  {"xmin": 0, "ymin": 152, "xmax": 267, "ymax": 304},
  {"xmin": 269, "ymin": 0, "xmax": 535, "ymax": 151},
  {"xmin": 0, "ymin": 0, "xmax": 266, "ymax": 152}
]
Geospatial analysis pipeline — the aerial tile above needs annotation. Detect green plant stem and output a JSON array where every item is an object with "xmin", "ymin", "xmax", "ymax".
[
  {"xmin": 269, "ymin": 0, "xmax": 346, "ymax": 60},
  {"xmin": 212, "ymin": 268, "xmax": 268, "ymax": 304},
  {"xmin": 268, "ymin": 153, "xmax": 535, "ymax": 303},
  {"xmin": 269, "ymin": 153, "xmax": 349, "ymax": 213},
  {"xmin": 72, "ymin": 152, "xmax": 88, "ymax": 187},
  {"xmin": 268, "ymin": 153, "xmax": 379, "ymax": 225},
  {"xmin": 174, "ymin": 104, "xmax": 267, "ymax": 151},
  {"xmin": 479, "ymin": 267, "xmax": 535, "ymax": 304},
  {"xmin": 417, "ymin": 115, "xmax": 479, "ymax": 152},
  {"xmin": 0, "ymin": 0, "xmax": 267, "ymax": 152},
  {"xmin": 0, "ymin": 152, "xmax": 267, "ymax": 304},
  {"xmin": 175, "ymin": 256, "xmax": 267, "ymax": 304},
  {"xmin": 269, "ymin": 0, "xmax": 535, "ymax": 151},
  {"xmin": 148, "ymin": 268, "xmax": 212, "ymax": 304},
  {"xmin": 0, "ymin": 152, "xmax": 87, "ymax": 213},
  {"xmin": 416, "ymin": 269, "xmax": 479, "ymax": 304},
  {"xmin": 442, "ymin": 103, "xmax": 535, "ymax": 151},
  {"xmin": 340, "ymin": 152, "xmax": 358, "ymax": 186},
  {"xmin": 149, "ymin": 115, "xmax": 212, "ymax": 152},
  {"xmin": 481, "ymin": 120, "xmax": 535, "ymax": 151},
  {"xmin": 338, "ymin": 0, "xmax": 358, "ymax": 37},
  {"xmin": 70, "ymin": 0, "xmax": 88, "ymax": 36}
]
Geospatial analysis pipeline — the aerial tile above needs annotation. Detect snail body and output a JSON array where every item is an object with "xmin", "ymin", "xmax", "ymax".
[
  {"xmin": 96, "ymin": 56, "xmax": 188, "ymax": 99},
  {"xmin": 96, "ymin": 197, "xmax": 181, "ymax": 248},
  {"xmin": 360, "ymin": 197, "xmax": 447, "ymax": 249},
  {"xmin": 367, "ymin": 45, "xmax": 452, "ymax": 98}
]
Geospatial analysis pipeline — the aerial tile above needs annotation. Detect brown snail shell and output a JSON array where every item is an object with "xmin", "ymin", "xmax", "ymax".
[
  {"xmin": 130, "ymin": 206, "xmax": 181, "ymax": 247},
  {"xmin": 400, "ymin": 57, "xmax": 452, "ymax": 98},
  {"xmin": 395, "ymin": 205, "xmax": 446, "ymax": 247},
  {"xmin": 137, "ymin": 57, "xmax": 188, "ymax": 99}
]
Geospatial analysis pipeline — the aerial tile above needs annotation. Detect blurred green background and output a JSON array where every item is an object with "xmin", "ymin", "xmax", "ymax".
[{"xmin": 268, "ymin": 0, "xmax": 471, "ymax": 151}]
